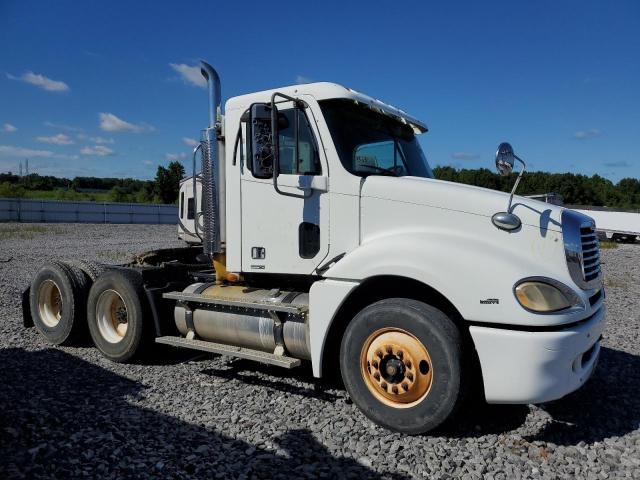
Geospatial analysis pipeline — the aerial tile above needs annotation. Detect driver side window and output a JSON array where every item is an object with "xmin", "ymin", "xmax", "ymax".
[
  {"xmin": 278, "ymin": 109, "xmax": 321, "ymax": 176},
  {"xmin": 353, "ymin": 140, "xmax": 407, "ymax": 175}
]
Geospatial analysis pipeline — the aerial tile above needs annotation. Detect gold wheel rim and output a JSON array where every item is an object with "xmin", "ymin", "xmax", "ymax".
[
  {"xmin": 37, "ymin": 279, "xmax": 63, "ymax": 328},
  {"xmin": 360, "ymin": 327, "xmax": 433, "ymax": 409}
]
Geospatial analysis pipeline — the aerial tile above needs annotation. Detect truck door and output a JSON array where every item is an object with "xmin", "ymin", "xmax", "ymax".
[{"xmin": 240, "ymin": 99, "xmax": 329, "ymax": 275}]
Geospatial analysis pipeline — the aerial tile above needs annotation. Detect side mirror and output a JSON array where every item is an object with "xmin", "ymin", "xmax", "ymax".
[
  {"xmin": 491, "ymin": 141, "xmax": 527, "ymax": 230},
  {"xmin": 495, "ymin": 142, "xmax": 515, "ymax": 176},
  {"xmin": 246, "ymin": 103, "xmax": 277, "ymax": 179}
]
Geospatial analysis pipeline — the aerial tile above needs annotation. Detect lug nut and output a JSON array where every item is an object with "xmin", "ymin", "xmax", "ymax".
[
  {"xmin": 376, "ymin": 350, "xmax": 383, "ymax": 359},
  {"xmin": 397, "ymin": 350, "xmax": 403, "ymax": 359},
  {"xmin": 401, "ymin": 382, "xmax": 409, "ymax": 391},
  {"xmin": 405, "ymin": 360, "xmax": 412, "ymax": 369},
  {"xmin": 386, "ymin": 346, "xmax": 393, "ymax": 354},
  {"xmin": 392, "ymin": 386, "xmax": 398, "ymax": 394},
  {"xmin": 380, "ymin": 382, "xmax": 387, "ymax": 390},
  {"xmin": 372, "ymin": 361, "xmax": 379, "ymax": 369},
  {"xmin": 373, "ymin": 372, "xmax": 380, "ymax": 380},
  {"xmin": 407, "ymin": 372, "xmax": 414, "ymax": 381}
]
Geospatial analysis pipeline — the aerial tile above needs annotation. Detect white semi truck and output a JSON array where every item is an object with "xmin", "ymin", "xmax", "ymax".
[{"xmin": 23, "ymin": 62, "xmax": 605, "ymax": 434}]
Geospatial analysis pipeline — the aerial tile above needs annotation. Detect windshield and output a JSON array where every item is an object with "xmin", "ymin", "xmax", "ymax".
[{"xmin": 319, "ymin": 99, "xmax": 434, "ymax": 178}]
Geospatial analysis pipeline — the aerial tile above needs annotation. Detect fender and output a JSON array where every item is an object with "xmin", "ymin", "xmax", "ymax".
[{"xmin": 309, "ymin": 223, "xmax": 588, "ymax": 376}]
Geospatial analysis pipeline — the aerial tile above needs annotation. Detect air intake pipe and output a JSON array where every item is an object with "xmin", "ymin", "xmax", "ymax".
[{"xmin": 199, "ymin": 61, "xmax": 223, "ymax": 260}]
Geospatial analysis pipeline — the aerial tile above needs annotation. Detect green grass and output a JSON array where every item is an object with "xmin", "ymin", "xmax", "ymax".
[
  {"xmin": 599, "ymin": 240, "xmax": 619, "ymax": 249},
  {"xmin": 96, "ymin": 249, "xmax": 128, "ymax": 262},
  {"xmin": 0, "ymin": 224, "xmax": 63, "ymax": 240},
  {"xmin": 17, "ymin": 189, "xmax": 112, "ymax": 202},
  {"xmin": 605, "ymin": 275, "xmax": 630, "ymax": 289}
]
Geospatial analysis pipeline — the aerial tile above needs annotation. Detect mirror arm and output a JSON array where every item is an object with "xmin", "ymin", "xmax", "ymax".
[
  {"xmin": 507, "ymin": 155, "xmax": 526, "ymax": 212},
  {"xmin": 270, "ymin": 92, "xmax": 312, "ymax": 199}
]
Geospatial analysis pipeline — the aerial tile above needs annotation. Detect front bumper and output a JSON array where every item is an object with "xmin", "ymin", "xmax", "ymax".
[{"xmin": 470, "ymin": 305, "xmax": 605, "ymax": 404}]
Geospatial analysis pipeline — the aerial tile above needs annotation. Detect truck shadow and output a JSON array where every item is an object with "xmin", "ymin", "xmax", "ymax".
[
  {"xmin": 525, "ymin": 346, "xmax": 640, "ymax": 445},
  {"xmin": 442, "ymin": 345, "xmax": 640, "ymax": 443},
  {"xmin": 0, "ymin": 348, "xmax": 405, "ymax": 479},
  {"xmin": 200, "ymin": 362, "xmax": 533, "ymax": 436},
  {"xmin": 200, "ymin": 347, "xmax": 640, "ymax": 445},
  {"xmin": 201, "ymin": 359, "xmax": 344, "ymax": 404}
]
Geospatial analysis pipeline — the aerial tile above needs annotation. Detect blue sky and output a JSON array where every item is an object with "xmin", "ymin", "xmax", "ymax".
[{"xmin": 1, "ymin": 0, "xmax": 638, "ymax": 181}]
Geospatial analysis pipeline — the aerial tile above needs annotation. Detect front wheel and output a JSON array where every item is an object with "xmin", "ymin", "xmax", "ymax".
[{"xmin": 340, "ymin": 298, "xmax": 464, "ymax": 434}]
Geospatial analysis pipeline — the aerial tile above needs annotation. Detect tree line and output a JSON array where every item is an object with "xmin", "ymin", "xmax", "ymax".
[
  {"xmin": 1, "ymin": 163, "xmax": 638, "ymax": 208},
  {"xmin": 432, "ymin": 167, "xmax": 640, "ymax": 209},
  {"xmin": 0, "ymin": 162, "xmax": 185, "ymax": 204}
]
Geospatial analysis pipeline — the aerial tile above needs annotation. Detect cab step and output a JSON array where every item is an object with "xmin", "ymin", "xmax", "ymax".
[{"xmin": 155, "ymin": 336, "xmax": 301, "ymax": 368}]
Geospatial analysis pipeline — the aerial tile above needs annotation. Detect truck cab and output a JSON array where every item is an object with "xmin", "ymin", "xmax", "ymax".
[{"xmin": 29, "ymin": 62, "xmax": 605, "ymax": 434}]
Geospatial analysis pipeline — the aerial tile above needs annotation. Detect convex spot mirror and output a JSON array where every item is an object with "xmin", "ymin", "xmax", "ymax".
[{"xmin": 495, "ymin": 142, "xmax": 515, "ymax": 176}]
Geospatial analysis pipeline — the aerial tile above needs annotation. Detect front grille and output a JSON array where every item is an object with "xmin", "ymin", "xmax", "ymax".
[
  {"xmin": 562, "ymin": 209, "xmax": 603, "ymax": 290},
  {"xmin": 580, "ymin": 226, "xmax": 601, "ymax": 282}
]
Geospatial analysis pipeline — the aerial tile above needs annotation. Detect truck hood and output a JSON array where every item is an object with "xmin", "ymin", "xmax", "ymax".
[{"xmin": 360, "ymin": 176, "xmax": 564, "ymax": 233}]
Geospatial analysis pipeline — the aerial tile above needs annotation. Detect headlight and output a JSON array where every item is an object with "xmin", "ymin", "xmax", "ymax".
[{"xmin": 514, "ymin": 280, "xmax": 581, "ymax": 313}]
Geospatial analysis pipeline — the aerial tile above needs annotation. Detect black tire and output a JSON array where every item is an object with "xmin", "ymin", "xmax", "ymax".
[
  {"xmin": 340, "ymin": 298, "xmax": 463, "ymax": 435},
  {"xmin": 67, "ymin": 260, "xmax": 107, "ymax": 282},
  {"xmin": 87, "ymin": 269, "xmax": 150, "ymax": 363},
  {"xmin": 29, "ymin": 261, "xmax": 88, "ymax": 345}
]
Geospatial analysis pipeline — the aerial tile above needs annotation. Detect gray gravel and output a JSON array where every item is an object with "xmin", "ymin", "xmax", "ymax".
[{"xmin": 0, "ymin": 223, "xmax": 639, "ymax": 479}]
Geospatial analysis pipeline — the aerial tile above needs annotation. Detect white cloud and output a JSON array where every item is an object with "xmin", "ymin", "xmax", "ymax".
[
  {"xmin": 2, "ymin": 123, "xmax": 17, "ymax": 133},
  {"xmin": 36, "ymin": 133, "xmax": 74, "ymax": 145},
  {"xmin": 92, "ymin": 136, "xmax": 114, "ymax": 144},
  {"xmin": 451, "ymin": 152, "xmax": 480, "ymax": 161},
  {"xmin": 99, "ymin": 112, "xmax": 154, "ymax": 133},
  {"xmin": 165, "ymin": 152, "xmax": 187, "ymax": 161},
  {"xmin": 0, "ymin": 145, "xmax": 55, "ymax": 158},
  {"xmin": 0, "ymin": 145, "xmax": 77, "ymax": 159},
  {"xmin": 44, "ymin": 121, "xmax": 83, "ymax": 132},
  {"xmin": 574, "ymin": 129, "xmax": 601, "ymax": 140},
  {"xmin": 143, "ymin": 160, "xmax": 154, "ymax": 166},
  {"xmin": 8, "ymin": 71, "xmax": 70, "ymax": 92},
  {"xmin": 182, "ymin": 137, "xmax": 199, "ymax": 147},
  {"xmin": 80, "ymin": 145, "xmax": 115, "ymax": 156},
  {"xmin": 170, "ymin": 63, "xmax": 207, "ymax": 88},
  {"xmin": 77, "ymin": 134, "xmax": 113, "ymax": 143},
  {"xmin": 295, "ymin": 75, "xmax": 313, "ymax": 84}
]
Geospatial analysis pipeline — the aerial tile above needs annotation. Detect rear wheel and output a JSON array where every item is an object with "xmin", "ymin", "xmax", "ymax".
[
  {"xmin": 87, "ymin": 269, "xmax": 149, "ymax": 363},
  {"xmin": 340, "ymin": 298, "xmax": 463, "ymax": 434},
  {"xmin": 67, "ymin": 259, "xmax": 107, "ymax": 282},
  {"xmin": 29, "ymin": 262, "xmax": 88, "ymax": 345}
]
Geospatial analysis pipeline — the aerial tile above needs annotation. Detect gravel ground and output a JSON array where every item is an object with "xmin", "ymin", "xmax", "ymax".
[{"xmin": 0, "ymin": 223, "xmax": 639, "ymax": 479}]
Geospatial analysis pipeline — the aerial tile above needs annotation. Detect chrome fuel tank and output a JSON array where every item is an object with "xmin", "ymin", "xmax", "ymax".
[{"xmin": 174, "ymin": 283, "xmax": 310, "ymax": 359}]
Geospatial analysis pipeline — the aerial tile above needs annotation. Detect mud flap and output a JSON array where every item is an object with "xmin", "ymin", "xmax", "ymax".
[{"xmin": 22, "ymin": 286, "xmax": 33, "ymax": 328}]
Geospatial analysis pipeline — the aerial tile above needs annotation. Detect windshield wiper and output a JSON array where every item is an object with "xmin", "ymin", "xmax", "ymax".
[{"xmin": 359, "ymin": 164, "xmax": 399, "ymax": 177}]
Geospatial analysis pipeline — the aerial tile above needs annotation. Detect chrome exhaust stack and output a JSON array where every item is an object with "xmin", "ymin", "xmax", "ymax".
[{"xmin": 199, "ymin": 61, "xmax": 224, "ymax": 258}]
